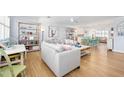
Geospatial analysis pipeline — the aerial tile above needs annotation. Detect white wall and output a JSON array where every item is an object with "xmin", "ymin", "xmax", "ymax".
[
  {"xmin": 42, "ymin": 24, "xmax": 69, "ymax": 41},
  {"xmin": 10, "ymin": 17, "xmax": 18, "ymax": 43},
  {"xmin": 57, "ymin": 27, "xmax": 67, "ymax": 40},
  {"xmin": 112, "ymin": 17, "xmax": 124, "ymax": 53},
  {"xmin": 113, "ymin": 37, "xmax": 124, "ymax": 53}
]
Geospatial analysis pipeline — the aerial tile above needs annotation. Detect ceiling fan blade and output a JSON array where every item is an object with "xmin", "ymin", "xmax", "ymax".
[
  {"xmin": 47, "ymin": 16, "xmax": 51, "ymax": 18},
  {"xmin": 70, "ymin": 17, "xmax": 79, "ymax": 23}
]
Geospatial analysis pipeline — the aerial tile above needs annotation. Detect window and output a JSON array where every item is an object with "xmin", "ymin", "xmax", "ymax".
[
  {"xmin": 95, "ymin": 30, "xmax": 108, "ymax": 38},
  {"xmin": 104, "ymin": 31, "xmax": 108, "ymax": 37},
  {"xmin": 0, "ymin": 16, "xmax": 10, "ymax": 41}
]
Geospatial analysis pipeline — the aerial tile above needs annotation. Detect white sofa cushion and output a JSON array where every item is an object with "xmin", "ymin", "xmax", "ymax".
[
  {"xmin": 62, "ymin": 45, "xmax": 72, "ymax": 51},
  {"xmin": 42, "ymin": 42, "xmax": 72, "ymax": 52}
]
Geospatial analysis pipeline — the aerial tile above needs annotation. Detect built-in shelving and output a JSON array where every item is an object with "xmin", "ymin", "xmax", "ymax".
[
  {"xmin": 66, "ymin": 28, "xmax": 75, "ymax": 40},
  {"xmin": 18, "ymin": 22, "xmax": 40, "ymax": 52}
]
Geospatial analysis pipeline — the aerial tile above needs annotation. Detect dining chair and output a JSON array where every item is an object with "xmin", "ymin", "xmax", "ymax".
[{"xmin": 0, "ymin": 49, "xmax": 26, "ymax": 77}]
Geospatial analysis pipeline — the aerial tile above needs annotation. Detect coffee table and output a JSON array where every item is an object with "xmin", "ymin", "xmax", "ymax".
[{"xmin": 75, "ymin": 45, "xmax": 91, "ymax": 57}]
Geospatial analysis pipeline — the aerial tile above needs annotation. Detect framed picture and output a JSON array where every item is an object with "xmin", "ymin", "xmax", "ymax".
[
  {"xmin": 117, "ymin": 21, "xmax": 124, "ymax": 36},
  {"xmin": 48, "ymin": 26, "xmax": 57, "ymax": 38}
]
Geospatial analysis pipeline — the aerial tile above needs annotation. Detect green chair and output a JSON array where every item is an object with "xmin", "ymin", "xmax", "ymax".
[{"xmin": 0, "ymin": 49, "xmax": 26, "ymax": 77}]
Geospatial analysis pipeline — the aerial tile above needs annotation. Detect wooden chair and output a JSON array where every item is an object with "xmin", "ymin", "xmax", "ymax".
[{"xmin": 0, "ymin": 49, "xmax": 26, "ymax": 77}]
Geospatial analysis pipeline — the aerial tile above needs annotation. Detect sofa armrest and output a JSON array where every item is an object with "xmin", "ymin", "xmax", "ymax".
[{"xmin": 55, "ymin": 49, "xmax": 80, "ymax": 76}]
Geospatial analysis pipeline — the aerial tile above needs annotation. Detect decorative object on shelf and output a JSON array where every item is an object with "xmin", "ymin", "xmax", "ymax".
[
  {"xmin": 110, "ymin": 28, "xmax": 114, "ymax": 37},
  {"xmin": 75, "ymin": 43, "xmax": 81, "ymax": 48},
  {"xmin": 117, "ymin": 21, "xmax": 124, "ymax": 36},
  {"xmin": 48, "ymin": 26, "xmax": 57, "ymax": 38}
]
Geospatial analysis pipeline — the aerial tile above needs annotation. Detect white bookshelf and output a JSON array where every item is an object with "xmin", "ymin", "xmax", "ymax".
[{"xmin": 18, "ymin": 22, "xmax": 40, "ymax": 52}]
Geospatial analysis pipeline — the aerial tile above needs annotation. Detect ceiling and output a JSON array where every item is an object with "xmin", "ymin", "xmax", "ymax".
[
  {"xmin": 39, "ymin": 16, "xmax": 120, "ymax": 26},
  {"xmin": 14, "ymin": 16, "xmax": 121, "ymax": 26},
  {"xmin": 39, "ymin": 16, "xmax": 119, "ymax": 22}
]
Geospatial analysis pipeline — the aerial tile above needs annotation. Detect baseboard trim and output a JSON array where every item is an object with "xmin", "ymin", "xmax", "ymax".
[{"xmin": 112, "ymin": 50, "xmax": 124, "ymax": 53}]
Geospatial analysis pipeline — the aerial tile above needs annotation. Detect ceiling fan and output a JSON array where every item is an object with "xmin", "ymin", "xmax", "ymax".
[
  {"xmin": 47, "ymin": 16, "xmax": 52, "ymax": 18},
  {"xmin": 70, "ymin": 16, "xmax": 79, "ymax": 23}
]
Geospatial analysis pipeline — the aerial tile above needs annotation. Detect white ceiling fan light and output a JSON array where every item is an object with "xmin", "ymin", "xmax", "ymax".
[
  {"xmin": 70, "ymin": 17, "xmax": 74, "ymax": 22},
  {"xmin": 70, "ymin": 16, "xmax": 79, "ymax": 23}
]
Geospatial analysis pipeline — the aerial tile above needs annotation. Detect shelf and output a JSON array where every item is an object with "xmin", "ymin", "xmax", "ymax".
[
  {"xmin": 19, "ymin": 28, "xmax": 37, "ymax": 30},
  {"xmin": 66, "ymin": 30, "xmax": 75, "ymax": 40},
  {"xmin": 26, "ymin": 44, "xmax": 39, "ymax": 46},
  {"xmin": 81, "ymin": 51, "xmax": 90, "ymax": 57},
  {"xmin": 26, "ymin": 49, "xmax": 40, "ymax": 52}
]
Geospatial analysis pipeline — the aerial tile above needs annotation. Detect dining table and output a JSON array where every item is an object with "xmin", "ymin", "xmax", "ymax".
[{"xmin": 0, "ymin": 44, "xmax": 27, "ymax": 67}]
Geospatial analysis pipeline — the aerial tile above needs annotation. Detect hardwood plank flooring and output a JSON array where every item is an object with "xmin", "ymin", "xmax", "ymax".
[{"xmin": 25, "ymin": 43, "xmax": 124, "ymax": 77}]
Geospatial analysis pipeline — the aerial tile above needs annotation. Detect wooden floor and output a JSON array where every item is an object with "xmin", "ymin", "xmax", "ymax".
[{"xmin": 25, "ymin": 43, "xmax": 124, "ymax": 77}]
